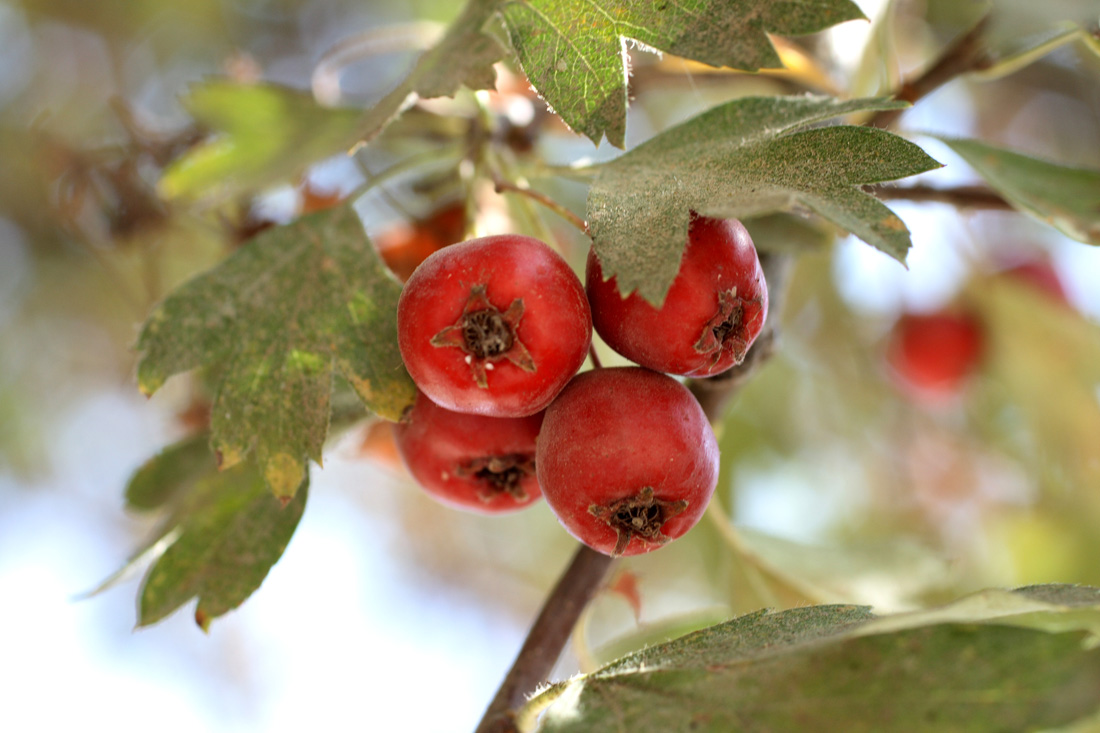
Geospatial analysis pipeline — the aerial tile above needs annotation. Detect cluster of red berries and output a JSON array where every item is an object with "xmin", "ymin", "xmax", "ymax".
[{"xmin": 393, "ymin": 216, "xmax": 768, "ymax": 556}]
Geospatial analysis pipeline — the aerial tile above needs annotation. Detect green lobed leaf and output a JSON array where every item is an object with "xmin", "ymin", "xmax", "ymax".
[
  {"xmin": 936, "ymin": 137, "xmax": 1100, "ymax": 245},
  {"xmin": 136, "ymin": 204, "xmax": 416, "ymax": 500},
  {"xmin": 499, "ymin": 0, "xmax": 866, "ymax": 147},
  {"xmin": 138, "ymin": 462, "xmax": 307, "ymax": 630},
  {"xmin": 81, "ymin": 433, "xmax": 221, "ymax": 599},
  {"xmin": 159, "ymin": 81, "xmax": 363, "ymax": 205},
  {"xmin": 527, "ymin": 585, "xmax": 1100, "ymax": 733},
  {"xmin": 125, "ymin": 432, "xmax": 214, "ymax": 511},
  {"xmin": 587, "ymin": 95, "xmax": 940, "ymax": 305}
]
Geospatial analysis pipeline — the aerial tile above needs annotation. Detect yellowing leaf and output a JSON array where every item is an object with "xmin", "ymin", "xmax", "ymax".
[{"xmin": 136, "ymin": 204, "xmax": 416, "ymax": 500}]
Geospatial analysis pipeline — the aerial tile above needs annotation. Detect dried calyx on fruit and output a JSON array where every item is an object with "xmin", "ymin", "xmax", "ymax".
[
  {"xmin": 586, "ymin": 214, "xmax": 768, "ymax": 377},
  {"xmin": 397, "ymin": 234, "xmax": 592, "ymax": 417},
  {"xmin": 428, "ymin": 284, "xmax": 535, "ymax": 388},
  {"xmin": 536, "ymin": 367, "xmax": 719, "ymax": 556},
  {"xmin": 393, "ymin": 391, "xmax": 544, "ymax": 514}
]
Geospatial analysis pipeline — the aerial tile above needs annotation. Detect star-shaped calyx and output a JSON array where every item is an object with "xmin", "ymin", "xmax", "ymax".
[
  {"xmin": 456, "ymin": 453, "xmax": 536, "ymax": 503},
  {"xmin": 430, "ymin": 285, "xmax": 536, "ymax": 388},
  {"xmin": 589, "ymin": 487, "xmax": 689, "ymax": 557}
]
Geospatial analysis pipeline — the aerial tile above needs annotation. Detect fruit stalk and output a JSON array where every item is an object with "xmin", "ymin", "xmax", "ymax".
[{"xmin": 474, "ymin": 545, "xmax": 613, "ymax": 733}]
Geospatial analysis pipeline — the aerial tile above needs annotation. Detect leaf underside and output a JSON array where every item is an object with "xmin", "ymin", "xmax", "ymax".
[
  {"xmin": 136, "ymin": 204, "xmax": 415, "ymax": 500},
  {"xmin": 532, "ymin": 585, "xmax": 1100, "ymax": 733},
  {"xmin": 588, "ymin": 95, "xmax": 941, "ymax": 305}
]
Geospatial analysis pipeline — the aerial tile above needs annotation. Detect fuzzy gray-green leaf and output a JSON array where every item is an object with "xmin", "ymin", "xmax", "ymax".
[
  {"xmin": 530, "ymin": 587, "xmax": 1100, "ymax": 733},
  {"xmin": 588, "ymin": 95, "xmax": 940, "ymax": 305}
]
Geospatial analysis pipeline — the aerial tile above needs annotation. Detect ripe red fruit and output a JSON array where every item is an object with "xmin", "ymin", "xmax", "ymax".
[
  {"xmin": 393, "ymin": 391, "xmax": 543, "ymax": 513},
  {"xmin": 536, "ymin": 367, "xmax": 719, "ymax": 556},
  {"xmin": 886, "ymin": 311, "xmax": 984, "ymax": 399},
  {"xmin": 586, "ymin": 215, "xmax": 768, "ymax": 377},
  {"xmin": 398, "ymin": 234, "xmax": 591, "ymax": 417}
]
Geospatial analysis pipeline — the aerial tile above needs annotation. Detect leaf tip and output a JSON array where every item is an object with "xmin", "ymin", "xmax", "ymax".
[
  {"xmin": 195, "ymin": 607, "xmax": 212, "ymax": 633},
  {"xmin": 214, "ymin": 445, "xmax": 244, "ymax": 471},
  {"xmin": 264, "ymin": 452, "xmax": 305, "ymax": 502},
  {"xmin": 136, "ymin": 368, "xmax": 164, "ymax": 398}
]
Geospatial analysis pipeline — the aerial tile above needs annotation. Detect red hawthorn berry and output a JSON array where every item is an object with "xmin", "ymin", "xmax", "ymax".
[
  {"xmin": 886, "ymin": 311, "xmax": 984, "ymax": 399},
  {"xmin": 393, "ymin": 391, "xmax": 543, "ymax": 513},
  {"xmin": 536, "ymin": 367, "xmax": 719, "ymax": 556},
  {"xmin": 586, "ymin": 214, "xmax": 768, "ymax": 377},
  {"xmin": 397, "ymin": 234, "xmax": 592, "ymax": 417}
]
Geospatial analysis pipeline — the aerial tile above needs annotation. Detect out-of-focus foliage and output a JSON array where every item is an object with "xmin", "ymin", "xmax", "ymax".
[{"xmin": 936, "ymin": 138, "xmax": 1100, "ymax": 244}]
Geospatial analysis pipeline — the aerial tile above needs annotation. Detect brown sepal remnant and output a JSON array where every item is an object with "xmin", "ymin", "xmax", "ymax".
[
  {"xmin": 693, "ymin": 287, "xmax": 748, "ymax": 367},
  {"xmin": 430, "ymin": 285, "xmax": 535, "ymax": 388},
  {"xmin": 589, "ymin": 487, "xmax": 689, "ymax": 557},
  {"xmin": 455, "ymin": 453, "xmax": 536, "ymax": 503}
]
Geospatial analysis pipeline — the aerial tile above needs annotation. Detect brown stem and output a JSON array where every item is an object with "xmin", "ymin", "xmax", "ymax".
[
  {"xmin": 869, "ymin": 14, "xmax": 993, "ymax": 129},
  {"xmin": 493, "ymin": 179, "xmax": 589, "ymax": 235},
  {"xmin": 474, "ymin": 545, "xmax": 613, "ymax": 733},
  {"xmin": 868, "ymin": 184, "xmax": 1013, "ymax": 210}
]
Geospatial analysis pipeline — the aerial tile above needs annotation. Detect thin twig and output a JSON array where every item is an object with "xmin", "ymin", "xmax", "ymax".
[
  {"xmin": 493, "ymin": 179, "xmax": 589, "ymax": 235},
  {"xmin": 869, "ymin": 14, "xmax": 993, "ymax": 129},
  {"xmin": 588, "ymin": 343, "xmax": 603, "ymax": 370},
  {"xmin": 868, "ymin": 184, "xmax": 1013, "ymax": 210},
  {"xmin": 474, "ymin": 545, "xmax": 613, "ymax": 733}
]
